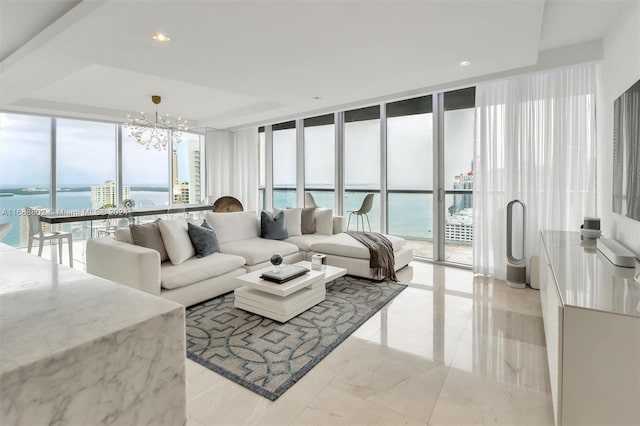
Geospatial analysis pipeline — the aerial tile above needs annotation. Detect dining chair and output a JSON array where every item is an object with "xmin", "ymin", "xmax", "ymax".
[
  {"xmin": 26, "ymin": 208, "xmax": 73, "ymax": 267},
  {"xmin": 0, "ymin": 223, "xmax": 11, "ymax": 241},
  {"xmin": 304, "ymin": 192, "xmax": 318, "ymax": 208},
  {"xmin": 347, "ymin": 193, "xmax": 375, "ymax": 232}
]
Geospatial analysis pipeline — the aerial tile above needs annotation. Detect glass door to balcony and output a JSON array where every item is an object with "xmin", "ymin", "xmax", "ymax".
[
  {"xmin": 443, "ymin": 88, "xmax": 475, "ymax": 265},
  {"xmin": 386, "ymin": 95, "xmax": 434, "ymax": 258}
]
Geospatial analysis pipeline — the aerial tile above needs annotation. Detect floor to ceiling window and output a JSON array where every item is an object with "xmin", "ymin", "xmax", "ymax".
[
  {"xmin": 259, "ymin": 86, "xmax": 475, "ymax": 265},
  {"xmin": 171, "ymin": 132, "xmax": 203, "ymax": 205},
  {"xmin": 0, "ymin": 114, "xmax": 52, "ymax": 247},
  {"xmin": 304, "ymin": 114, "xmax": 335, "ymax": 209},
  {"xmin": 56, "ymin": 119, "xmax": 118, "ymax": 239},
  {"xmin": 272, "ymin": 121, "xmax": 296, "ymax": 209},
  {"xmin": 57, "ymin": 119, "xmax": 117, "ymax": 210},
  {"xmin": 386, "ymin": 96, "xmax": 434, "ymax": 258},
  {"xmin": 443, "ymin": 87, "xmax": 475, "ymax": 264},
  {"xmin": 0, "ymin": 112, "xmax": 206, "ymax": 250},
  {"xmin": 344, "ymin": 106, "xmax": 381, "ymax": 232},
  {"xmin": 121, "ymin": 132, "xmax": 169, "ymax": 207}
]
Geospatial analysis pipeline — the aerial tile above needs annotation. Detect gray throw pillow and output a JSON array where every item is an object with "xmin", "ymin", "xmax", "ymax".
[
  {"xmin": 261, "ymin": 210, "xmax": 288, "ymax": 240},
  {"xmin": 129, "ymin": 219, "xmax": 169, "ymax": 262},
  {"xmin": 301, "ymin": 207, "xmax": 316, "ymax": 234},
  {"xmin": 187, "ymin": 222, "xmax": 219, "ymax": 258},
  {"xmin": 201, "ymin": 220, "xmax": 212, "ymax": 229}
]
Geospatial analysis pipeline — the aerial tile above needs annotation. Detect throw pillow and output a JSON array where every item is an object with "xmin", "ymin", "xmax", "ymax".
[
  {"xmin": 315, "ymin": 208, "xmax": 333, "ymax": 235},
  {"xmin": 301, "ymin": 207, "xmax": 316, "ymax": 234},
  {"xmin": 204, "ymin": 211, "xmax": 260, "ymax": 244},
  {"xmin": 114, "ymin": 227, "xmax": 132, "ymax": 244},
  {"xmin": 274, "ymin": 208, "xmax": 302, "ymax": 236},
  {"xmin": 158, "ymin": 217, "xmax": 196, "ymax": 265},
  {"xmin": 129, "ymin": 218, "xmax": 169, "ymax": 262},
  {"xmin": 187, "ymin": 222, "xmax": 219, "ymax": 257},
  {"xmin": 201, "ymin": 220, "xmax": 212, "ymax": 229},
  {"xmin": 261, "ymin": 210, "xmax": 289, "ymax": 240}
]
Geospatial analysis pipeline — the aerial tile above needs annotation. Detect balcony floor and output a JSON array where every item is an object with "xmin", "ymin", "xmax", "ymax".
[{"xmin": 405, "ymin": 239, "xmax": 473, "ymax": 265}]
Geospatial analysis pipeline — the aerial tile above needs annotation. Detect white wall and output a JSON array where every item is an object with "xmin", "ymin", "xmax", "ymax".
[{"xmin": 598, "ymin": 2, "xmax": 640, "ymax": 256}]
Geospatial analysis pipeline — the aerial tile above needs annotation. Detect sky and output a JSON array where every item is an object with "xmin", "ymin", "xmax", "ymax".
[
  {"xmin": 273, "ymin": 111, "xmax": 474, "ymax": 190},
  {"xmin": 1, "ymin": 110, "xmax": 472, "ymax": 189},
  {"xmin": 0, "ymin": 113, "xmax": 198, "ymax": 187}
]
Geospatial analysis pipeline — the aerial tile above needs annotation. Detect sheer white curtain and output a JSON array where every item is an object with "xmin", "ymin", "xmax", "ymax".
[
  {"xmin": 206, "ymin": 127, "xmax": 259, "ymax": 212},
  {"xmin": 473, "ymin": 64, "xmax": 597, "ymax": 279}
]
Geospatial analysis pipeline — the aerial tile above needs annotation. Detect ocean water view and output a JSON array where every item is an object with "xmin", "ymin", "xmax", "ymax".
[
  {"xmin": 275, "ymin": 190, "xmax": 438, "ymax": 239},
  {"xmin": 0, "ymin": 188, "xmax": 169, "ymax": 247},
  {"xmin": 1, "ymin": 186, "xmax": 469, "ymax": 265}
]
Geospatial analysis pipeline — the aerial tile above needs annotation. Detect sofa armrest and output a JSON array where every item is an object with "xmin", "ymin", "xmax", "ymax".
[
  {"xmin": 333, "ymin": 216, "xmax": 347, "ymax": 234},
  {"xmin": 86, "ymin": 238, "xmax": 161, "ymax": 296}
]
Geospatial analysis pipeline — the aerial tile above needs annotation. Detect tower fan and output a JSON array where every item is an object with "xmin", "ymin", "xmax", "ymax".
[{"xmin": 506, "ymin": 199, "xmax": 526, "ymax": 289}]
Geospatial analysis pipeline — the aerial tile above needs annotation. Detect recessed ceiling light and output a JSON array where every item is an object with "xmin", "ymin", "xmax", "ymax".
[
  {"xmin": 152, "ymin": 33, "xmax": 171, "ymax": 42},
  {"xmin": 459, "ymin": 60, "xmax": 471, "ymax": 67}
]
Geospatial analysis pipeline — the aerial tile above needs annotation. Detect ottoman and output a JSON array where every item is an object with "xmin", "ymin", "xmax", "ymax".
[{"xmin": 309, "ymin": 233, "xmax": 413, "ymax": 280}]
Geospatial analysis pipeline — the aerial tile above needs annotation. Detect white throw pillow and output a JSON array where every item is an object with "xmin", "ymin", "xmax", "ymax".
[
  {"xmin": 158, "ymin": 217, "xmax": 196, "ymax": 265},
  {"xmin": 315, "ymin": 208, "xmax": 333, "ymax": 235},
  {"xmin": 274, "ymin": 208, "xmax": 302, "ymax": 237},
  {"xmin": 204, "ymin": 211, "xmax": 259, "ymax": 244}
]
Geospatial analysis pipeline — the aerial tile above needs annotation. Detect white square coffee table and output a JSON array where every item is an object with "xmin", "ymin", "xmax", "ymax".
[{"xmin": 234, "ymin": 261, "xmax": 347, "ymax": 322}]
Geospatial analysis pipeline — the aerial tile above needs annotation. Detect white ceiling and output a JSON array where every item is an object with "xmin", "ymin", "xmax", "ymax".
[{"xmin": 0, "ymin": 0, "xmax": 630, "ymax": 130}]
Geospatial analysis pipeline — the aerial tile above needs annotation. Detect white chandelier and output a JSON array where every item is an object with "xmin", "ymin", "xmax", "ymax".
[{"xmin": 125, "ymin": 95, "xmax": 188, "ymax": 150}]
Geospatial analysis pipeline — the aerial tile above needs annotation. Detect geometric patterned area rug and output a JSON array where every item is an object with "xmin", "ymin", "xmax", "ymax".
[{"xmin": 185, "ymin": 276, "xmax": 407, "ymax": 400}]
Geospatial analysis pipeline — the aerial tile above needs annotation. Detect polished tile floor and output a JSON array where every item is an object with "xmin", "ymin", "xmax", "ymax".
[
  {"xmin": 25, "ymin": 245, "xmax": 552, "ymax": 424},
  {"xmin": 185, "ymin": 261, "xmax": 554, "ymax": 426}
]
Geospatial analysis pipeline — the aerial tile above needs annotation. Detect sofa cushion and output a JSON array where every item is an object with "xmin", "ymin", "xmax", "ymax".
[
  {"xmin": 187, "ymin": 222, "xmax": 220, "ymax": 257},
  {"xmin": 219, "ymin": 237, "xmax": 299, "ymax": 266},
  {"xmin": 285, "ymin": 234, "xmax": 333, "ymax": 251},
  {"xmin": 158, "ymin": 217, "xmax": 196, "ymax": 265},
  {"xmin": 274, "ymin": 208, "xmax": 302, "ymax": 236},
  {"xmin": 260, "ymin": 210, "xmax": 288, "ymax": 240},
  {"xmin": 315, "ymin": 208, "xmax": 333, "ymax": 235},
  {"xmin": 301, "ymin": 207, "xmax": 316, "ymax": 234},
  {"xmin": 204, "ymin": 211, "xmax": 259, "ymax": 244},
  {"xmin": 310, "ymin": 232, "xmax": 406, "ymax": 259},
  {"xmin": 129, "ymin": 219, "xmax": 169, "ymax": 262},
  {"xmin": 114, "ymin": 227, "xmax": 132, "ymax": 244},
  {"xmin": 160, "ymin": 252, "xmax": 245, "ymax": 289}
]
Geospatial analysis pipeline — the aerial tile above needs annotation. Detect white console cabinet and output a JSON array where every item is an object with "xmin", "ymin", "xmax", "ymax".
[{"xmin": 539, "ymin": 231, "xmax": 640, "ymax": 426}]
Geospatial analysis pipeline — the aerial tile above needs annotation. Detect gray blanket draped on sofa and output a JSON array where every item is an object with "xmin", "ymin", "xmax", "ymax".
[{"xmin": 345, "ymin": 231, "xmax": 398, "ymax": 281}]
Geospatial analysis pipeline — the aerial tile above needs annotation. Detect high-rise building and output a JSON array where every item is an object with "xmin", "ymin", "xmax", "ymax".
[
  {"xmin": 172, "ymin": 149, "xmax": 179, "ymax": 187},
  {"xmin": 446, "ymin": 169, "xmax": 474, "ymax": 243},
  {"xmin": 173, "ymin": 183, "xmax": 190, "ymax": 204},
  {"xmin": 172, "ymin": 148, "xmax": 190, "ymax": 203},
  {"xmin": 188, "ymin": 139, "xmax": 201, "ymax": 204},
  {"xmin": 171, "ymin": 139, "xmax": 201, "ymax": 204},
  {"xmin": 91, "ymin": 180, "xmax": 130, "ymax": 209},
  {"xmin": 452, "ymin": 170, "xmax": 473, "ymax": 213}
]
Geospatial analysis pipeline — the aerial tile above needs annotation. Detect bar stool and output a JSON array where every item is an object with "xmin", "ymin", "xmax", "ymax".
[{"xmin": 26, "ymin": 209, "xmax": 73, "ymax": 267}]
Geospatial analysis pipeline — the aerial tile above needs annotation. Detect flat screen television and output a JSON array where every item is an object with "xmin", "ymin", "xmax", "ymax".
[{"xmin": 612, "ymin": 78, "xmax": 640, "ymax": 221}]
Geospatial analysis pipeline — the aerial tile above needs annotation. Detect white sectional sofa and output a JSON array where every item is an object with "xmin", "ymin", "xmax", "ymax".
[
  {"xmin": 86, "ymin": 209, "xmax": 412, "ymax": 307},
  {"xmin": 309, "ymin": 233, "xmax": 414, "ymax": 281},
  {"xmin": 87, "ymin": 210, "xmax": 346, "ymax": 306}
]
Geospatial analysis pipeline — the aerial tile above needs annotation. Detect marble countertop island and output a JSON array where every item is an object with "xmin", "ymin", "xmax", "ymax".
[{"xmin": 0, "ymin": 243, "xmax": 186, "ymax": 426}]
